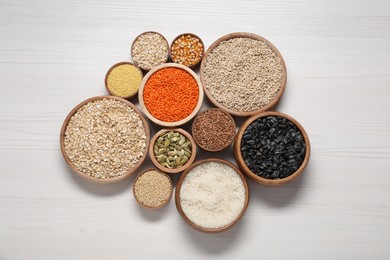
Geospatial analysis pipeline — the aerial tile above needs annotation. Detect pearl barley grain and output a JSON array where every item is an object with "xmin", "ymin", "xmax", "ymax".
[
  {"xmin": 179, "ymin": 161, "xmax": 246, "ymax": 229},
  {"xmin": 203, "ymin": 37, "xmax": 284, "ymax": 112},
  {"xmin": 134, "ymin": 170, "xmax": 172, "ymax": 208}
]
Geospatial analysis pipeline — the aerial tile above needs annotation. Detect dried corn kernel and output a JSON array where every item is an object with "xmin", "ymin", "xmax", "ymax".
[{"xmin": 171, "ymin": 34, "xmax": 204, "ymax": 67}]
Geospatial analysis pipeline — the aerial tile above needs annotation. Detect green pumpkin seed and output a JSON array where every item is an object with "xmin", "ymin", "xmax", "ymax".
[
  {"xmin": 167, "ymin": 151, "xmax": 176, "ymax": 156},
  {"xmin": 154, "ymin": 130, "xmax": 192, "ymax": 169},
  {"xmin": 181, "ymin": 157, "xmax": 188, "ymax": 165}
]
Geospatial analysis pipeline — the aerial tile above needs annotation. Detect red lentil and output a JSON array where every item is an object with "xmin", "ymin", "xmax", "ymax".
[{"xmin": 143, "ymin": 68, "xmax": 199, "ymax": 122}]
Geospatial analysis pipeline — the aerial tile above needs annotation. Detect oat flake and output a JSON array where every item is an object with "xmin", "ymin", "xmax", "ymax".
[{"xmin": 64, "ymin": 98, "xmax": 147, "ymax": 179}]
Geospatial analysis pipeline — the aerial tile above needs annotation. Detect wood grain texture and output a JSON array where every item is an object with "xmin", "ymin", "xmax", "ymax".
[{"xmin": 0, "ymin": 0, "xmax": 390, "ymax": 259}]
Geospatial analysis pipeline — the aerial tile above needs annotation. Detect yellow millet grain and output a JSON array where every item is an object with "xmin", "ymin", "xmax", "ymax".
[
  {"xmin": 134, "ymin": 170, "xmax": 172, "ymax": 208},
  {"xmin": 107, "ymin": 64, "xmax": 143, "ymax": 98}
]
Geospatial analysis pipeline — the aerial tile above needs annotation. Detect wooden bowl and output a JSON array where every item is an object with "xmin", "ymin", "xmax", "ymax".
[
  {"xmin": 191, "ymin": 108, "xmax": 236, "ymax": 152},
  {"xmin": 104, "ymin": 61, "xmax": 143, "ymax": 100},
  {"xmin": 138, "ymin": 63, "xmax": 204, "ymax": 127},
  {"xmin": 234, "ymin": 111, "xmax": 310, "ymax": 186},
  {"xmin": 149, "ymin": 128, "xmax": 197, "ymax": 174},
  {"xmin": 131, "ymin": 31, "xmax": 169, "ymax": 71},
  {"xmin": 60, "ymin": 96, "xmax": 150, "ymax": 184},
  {"xmin": 200, "ymin": 32, "xmax": 287, "ymax": 117},
  {"xmin": 175, "ymin": 158, "xmax": 250, "ymax": 233},
  {"xmin": 133, "ymin": 168, "xmax": 173, "ymax": 209},
  {"xmin": 169, "ymin": 33, "xmax": 205, "ymax": 68}
]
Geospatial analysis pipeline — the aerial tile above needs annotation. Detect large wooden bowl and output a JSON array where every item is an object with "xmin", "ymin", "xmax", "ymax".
[
  {"xmin": 149, "ymin": 128, "xmax": 197, "ymax": 174},
  {"xmin": 175, "ymin": 158, "xmax": 250, "ymax": 233},
  {"xmin": 138, "ymin": 63, "xmax": 204, "ymax": 127},
  {"xmin": 200, "ymin": 32, "xmax": 287, "ymax": 117},
  {"xmin": 60, "ymin": 96, "xmax": 150, "ymax": 183},
  {"xmin": 234, "ymin": 111, "xmax": 310, "ymax": 186}
]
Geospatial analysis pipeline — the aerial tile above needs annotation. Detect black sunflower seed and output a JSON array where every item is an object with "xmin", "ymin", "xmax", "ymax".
[{"xmin": 240, "ymin": 116, "xmax": 306, "ymax": 180}]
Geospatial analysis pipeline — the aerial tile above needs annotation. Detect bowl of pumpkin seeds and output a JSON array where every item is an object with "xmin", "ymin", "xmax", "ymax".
[{"xmin": 149, "ymin": 128, "xmax": 196, "ymax": 174}]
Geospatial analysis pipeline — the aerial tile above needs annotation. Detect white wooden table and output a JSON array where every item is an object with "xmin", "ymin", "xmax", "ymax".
[{"xmin": 1, "ymin": 0, "xmax": 390, "ymax": 259}]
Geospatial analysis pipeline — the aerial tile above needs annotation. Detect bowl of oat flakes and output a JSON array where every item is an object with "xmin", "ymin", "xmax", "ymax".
[
  {"xmin": 60, "ymin": 96, "xmax": 150, "ymax": 183},
  {"xmin": 200, "ymin": 32, "xmax": 287, "ymax": 116}
]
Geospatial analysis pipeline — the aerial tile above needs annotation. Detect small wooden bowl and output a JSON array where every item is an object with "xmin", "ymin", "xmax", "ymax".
[
  {"xmin": 138, "ymin": 63, "xmax": 204, "ymax": 127},
  {"xmin": 169, "ymin": 33, "xmax": 205, "ymax": 68},
  {"xmin": 234, "ymin": 111, "xmax": 310, "ymax": 186},
  {"xmin": 200, "ymin": 32, "xmax": 287, "ymax": 117},
  {"xmin": 104, "ymin": 61, "xmax": 143, "ymax": 100},
  {"xmin": 175, "ymin": 158, "xmax": 250, "ymax": 233},
  {"xmin": 131, "ymin": 31, "xmax": 169, "ymax": 71},
  {"xmin": 149, "ymin": 128, "xmax": 196, "ymax": 174},
  {"xmin": 191, "ymin": 108, "xmax": 236, "ymax": 152},
  {"xmin": 60, "ymin": 96, "xmax": 150, "ymax": 184},
  {"xmin": 133, "ymin": 168, "xmax": 173, "ymax": 209}
]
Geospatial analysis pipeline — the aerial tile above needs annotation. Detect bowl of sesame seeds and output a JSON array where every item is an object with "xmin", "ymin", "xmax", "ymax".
[
  {"xmin": 131, "ymin": 31, "xmax": 169, "ymax": 71},
  {"xmin": 60, "ymin": 96, "xmax": 150, "ymax": 183},
  {"xmin": 169, "ymin": 33, "xmax": 204, "ymax": 68},
  {"xmin": 234, "ymin": 111, "xmax": 310, "ymax": 186},
  {"xmin": 200, "ymin": 32, "xmax": 287, "ymax": 116}
]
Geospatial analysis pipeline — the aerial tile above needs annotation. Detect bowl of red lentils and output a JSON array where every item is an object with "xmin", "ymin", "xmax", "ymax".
[
  {"xmin": 138, "ymin": 63, "xmax": 204, "ymax": 127},
  {"xmin": 169, "ymin": 33, "xmax": 205, "ymax": 68}
]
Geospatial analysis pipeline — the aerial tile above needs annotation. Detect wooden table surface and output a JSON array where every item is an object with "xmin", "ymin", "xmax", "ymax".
[{"xmin": 1, "ymin": 0, "xmax": 390, "ymax": 259}]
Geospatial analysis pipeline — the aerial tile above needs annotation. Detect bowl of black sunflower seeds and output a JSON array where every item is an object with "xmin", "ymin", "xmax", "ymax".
[{"xmin": 234, "ymin": 111, "xmax": 311, "ymax": 186}]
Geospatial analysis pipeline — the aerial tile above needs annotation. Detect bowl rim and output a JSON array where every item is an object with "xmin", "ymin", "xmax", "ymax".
[
  {"xmin": 130, "ymin": 31, "xmax": 169, "ymax": 71},
  {"xmin": 104, "ymin": 61, "xmax": 143, "ymax": 99},
  {"xmin": 133, "ymin": 168, "xmax": 173, "ymax": 209},
  {"xmin": 138, "ymin": 62, "xmax": 204, "ymax": 127},
  {"xmin": 234, "ymin": 111, "xmax": 311, "ymax": 186},
  {"xmin": 149, "ymin": 128, "xmax": 197, "ymax": 174},
  {"xmin": 60, "ymin": 95, "xmax": 150, "ymax": 184},
  {"xmin": 168, "ymin": 32, "xmax": 205, "ymax": 68},
  {"xmin": 191, "ymin": 108, "xmax": 236, "ymax": 152},
  {"xmin": 175, "ymin": 158, "xmax": 250, "ymax": 233},
  {"xmin": 199, "ymin": 32, "xmax": 287, "ymax": 117}
]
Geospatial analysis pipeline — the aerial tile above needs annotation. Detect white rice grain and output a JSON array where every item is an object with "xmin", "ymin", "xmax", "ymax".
[{"xmin": 180, "ymin": 161, "xmax": 246, "ymax": 229}]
